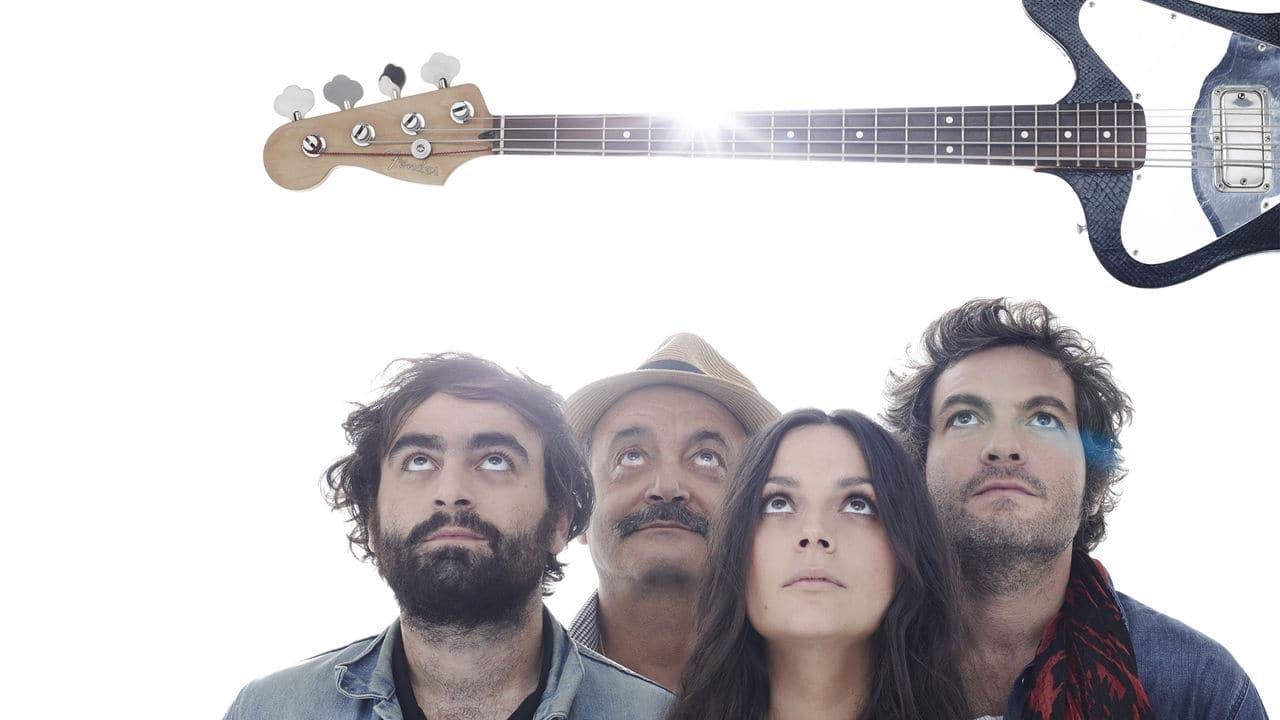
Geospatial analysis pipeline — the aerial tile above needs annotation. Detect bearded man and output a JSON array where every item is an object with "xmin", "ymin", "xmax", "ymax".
[
  {"xmin": 884, "ymin": 299, "xmax": 1268, "ymax": 720},
  {"xmin": 224, "ymin": 354, "xmax": 672, "ymax": 720}
]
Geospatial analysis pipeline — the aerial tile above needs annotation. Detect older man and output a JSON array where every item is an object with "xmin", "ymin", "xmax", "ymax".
[
  {"xmin": 884, "ymin": 299, "xmax": 1268, "ymax": 720},
  {"xmin": 566, "ymin": 333, "xmax": 779, "ymax": 692},
  {"xmin": 224, "ymin": 354, "xmax": 672, "ymax": 720}
]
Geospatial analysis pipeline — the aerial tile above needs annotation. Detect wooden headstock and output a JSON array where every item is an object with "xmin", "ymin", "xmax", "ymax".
[{"xmin": 263, "ymin": 83, "xmax": 493, "ymax": 190}]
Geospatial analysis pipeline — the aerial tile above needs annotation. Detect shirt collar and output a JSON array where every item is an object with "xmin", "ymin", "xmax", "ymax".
[
  {"xmin": 568, "ymin": 591, "xmax": 603, "ymax": 652},
  {"xmin": 333, "ymin": 620, "xmax": 400, "ymax": 702},
  {"xmin": 332, "ymin": 610, "xmax": 585, "ymax": 720}
]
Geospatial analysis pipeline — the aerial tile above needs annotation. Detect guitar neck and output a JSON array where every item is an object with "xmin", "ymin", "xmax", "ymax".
[{"xmin": 485, "ymin": 103, "xmax": 1148, "ymax": 170}]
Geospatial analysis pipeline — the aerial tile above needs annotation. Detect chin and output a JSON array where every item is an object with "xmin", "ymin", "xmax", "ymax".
[
  {"xmin": 636, "ymin": 559, "xmax": 700, "ymax": 587},
  {"xmin": 759, "ymin": 617, "xmax": 874, "ymax": 644}
]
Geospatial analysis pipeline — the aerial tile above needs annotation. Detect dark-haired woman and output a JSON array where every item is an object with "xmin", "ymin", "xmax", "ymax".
[{"xmin": 668, "ymin": 409, "xmax": 968, "ymax": 720}]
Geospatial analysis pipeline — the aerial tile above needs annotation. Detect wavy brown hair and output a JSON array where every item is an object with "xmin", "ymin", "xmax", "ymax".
[
  {"xmin": 322, "ymin": 353, "xmax": 593, "ymax": 591},
  {"xmin": 883, "ymin": 298, "xmax": 1133, "ymax": 551},
  {"xmin": 669, "ymin": 409, "xmax": 968, "ymax": 720}
]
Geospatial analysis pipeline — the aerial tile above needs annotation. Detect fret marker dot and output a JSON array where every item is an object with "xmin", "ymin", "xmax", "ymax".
[
  {"xmin": 1103, "ymin": 130, "xmax": 1112, "ymax": 139},
  {"xmin": 787, "ymin": 130, "xmax": 795, "ymax": 139},
  {"xmin": 855, "ymin": 130, "xmax": 865, "ymax": 139},
  {"xmin": 1064, "ymin": 130, "xmax": 1073, "ymax": 139},
  {"xmin": 946, "ymin": 145, "xmax": 955, "ymax": 154},
  {"xmin": 622, "ymin": 130, "xmax": 631, "ymax": 139},
  {"xmin": 1020, "ymin": 130, "xmax": 1030, "ymax": 139},
  {"xmin": 946, "ymin": 116, "xmax": 954, "ymax": 124}
]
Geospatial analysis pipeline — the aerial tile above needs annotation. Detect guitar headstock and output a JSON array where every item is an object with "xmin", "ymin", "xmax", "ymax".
[{"xmin": 263, "ymin": 55, "xmax": 493, "ymax": 190}]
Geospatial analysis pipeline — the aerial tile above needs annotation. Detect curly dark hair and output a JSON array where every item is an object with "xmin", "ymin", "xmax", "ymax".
[
  {"xmin": 322, "ymin": 353, "xmax": 593, "ymax": 591},
  {"xmin": 882, "ymin": 298, "xmax": 1133, "ymax": 551},
  {"xmin": 669, "ymin": 409, "xmax": 968, "ymax": 720}
]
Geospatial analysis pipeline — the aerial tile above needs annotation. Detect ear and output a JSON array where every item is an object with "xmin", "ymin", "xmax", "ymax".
[
  {"xmin": 1087, "ymin": 494, "xmax": 1104, "ymax": 517},
  {"xmin": 550, "ymin": 504, "xmax": 574, "ymax": 556}
]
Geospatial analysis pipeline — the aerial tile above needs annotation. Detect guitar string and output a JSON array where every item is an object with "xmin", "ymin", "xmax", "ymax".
[
  {"xmin": 370, "ymin": 121, "xmax": 1273, "ymax": 134},
  {"xmin": 368, "ymin": 136, "xmax": 1263, "ymax": 150},
  {"xmin": 476, "ymin": 149, "xmax": 1268, "ymax": 169},
  {"xmin": 318, "ymin": 147, "xmax": 1269, "ymax": 170},
  {"xmin": 386, "ymin": 121, "xmax": 1276, "ymax": 132},
  {"xmin": 377, "ymin": 136, "xmax": 1266, "ymax": 155},
  {"xmin": 376, "ymin": 121, "xmax": 1269, "ymax": 133},
  {"xmin": 426, "ymin": 108, "xmax": 1274, "ymax": 120}
]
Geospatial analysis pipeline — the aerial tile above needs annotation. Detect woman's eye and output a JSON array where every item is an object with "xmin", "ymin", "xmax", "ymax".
[
  {"xmin": 404, "ymin": 454, "xmax": 436, "ymax": 472},
  {"xmin": 842, "ymin": 496, "xmax": 877, "ymax": 516},
  {"xmin": 618, "ymin": 449, "xmax": 645, "ymax": 467},
  {"xmin": 763, "ymin": 495, "xmax": 794, "ymax": 514},
  {"xmin": 951, "ymin": 410, "xmax": 979, "ymax": 427},
  {"xmin": 480, "ymin": 453, "xmax": 513, "ymax": 471},
  {"xmin": 1028, "ymin": 412, "xmax": 1062, "ymax": 429},
  {"xmin": 693, "ymin": 450, "xmax": 723, "ymax": 469}
]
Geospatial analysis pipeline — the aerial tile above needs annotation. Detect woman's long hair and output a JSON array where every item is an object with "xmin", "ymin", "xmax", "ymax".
[{"xmin": 668, "ymin": 409, "xmax": 968, "ymax": 720}]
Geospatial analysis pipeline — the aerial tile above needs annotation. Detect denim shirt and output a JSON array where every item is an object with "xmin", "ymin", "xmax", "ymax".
[
  {"xmin": 224, "ymin": 610, "xmax": 673, "ymax": 720},
  {"xmin": 998, "ymin": 592, "xmax": 1268, "ymax": 720}
]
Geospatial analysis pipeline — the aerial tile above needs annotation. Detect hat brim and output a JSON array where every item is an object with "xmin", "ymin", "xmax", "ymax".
[{"xmin": 566, "ymin": 369, "xmax": 781, "ymax": 442}]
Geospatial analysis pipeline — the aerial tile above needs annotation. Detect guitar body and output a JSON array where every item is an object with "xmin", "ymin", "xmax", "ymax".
[{"xmin": 1024, "ymin": 0, "xmax": 1279, "ymax": 287}]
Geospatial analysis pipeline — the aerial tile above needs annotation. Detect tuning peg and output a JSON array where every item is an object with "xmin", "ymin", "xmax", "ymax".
[
  {"xmin": 421, "ymin": 52, "xmax": 460, "ymax": 89},
  {"xmin": 379, "ymin": 63, "xmax": 406, "ymax": 99},
  {"xmin": 273, "ymin": 85, "xmax": 315, "ymax": 121},
  {"xmin": 323, "ymin": 74, "xmax": 364, "ymax": 110}
]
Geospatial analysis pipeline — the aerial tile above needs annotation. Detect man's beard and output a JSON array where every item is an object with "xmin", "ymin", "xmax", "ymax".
[
  {"xmin": 375, "ymin": 509, "xmax": 556, "ymax": 631},
  {"xmin": 613, "ymin": 501, "xmax": 709, "ymax": 589},
  {"xmin": 931, "ymin": 466, "xmax": 1083, "ymax": 596}
]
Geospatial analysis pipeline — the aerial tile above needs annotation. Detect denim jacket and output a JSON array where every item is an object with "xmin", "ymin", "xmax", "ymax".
[
  {"xmin": 999, "ymin": 592, "xmax": 1268, "ymax": 720},
  {"xmin": 224, "ymin": 610, "xmax": 673, "ymax": 720}
]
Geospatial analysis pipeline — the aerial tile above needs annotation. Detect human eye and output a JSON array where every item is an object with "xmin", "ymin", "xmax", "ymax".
[
  {"xmin": 1027, "ymin": 412, "xmax": 1062, "ymax": 429},
  {"xmin": 617, "ymin": 448, "xmax": 646, "ymax": 468},
  {"xmin": 478, "ymin": 451, "xmax": 515, "ymax": 472},
  {"xmin": 403, "ymin": 453, "xmax": 437, "ymax": 472},
  {"xmin": 762, "ymin": 494, "xmax": 794, "ymax": 514},
  {"xmin": 692, "ymin": 449, "xmax": 724, "ymax": 469},
  {"xmin": 841, "ymin": 494, "xmax": 878, "ymax": 516},
  {"xmin": 949, "ymin": 410, "xmax": 980, "ymax": 428}
]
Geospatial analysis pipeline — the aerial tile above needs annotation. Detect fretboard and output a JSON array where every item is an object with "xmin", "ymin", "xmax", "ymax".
[{"xmin": 483, "ymin": 103, "xmax": 1148, "ymax": 170}]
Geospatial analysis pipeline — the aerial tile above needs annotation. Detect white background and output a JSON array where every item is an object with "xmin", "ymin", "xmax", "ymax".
[{"xmin": 2, "ymin": 0, "xmax": 1276, "ymax": 717}]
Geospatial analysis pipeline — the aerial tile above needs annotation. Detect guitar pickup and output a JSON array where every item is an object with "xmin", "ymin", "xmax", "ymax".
[{"xmin": 1213, "ymin": 86, "xmax": 1272, "ymax": 193}]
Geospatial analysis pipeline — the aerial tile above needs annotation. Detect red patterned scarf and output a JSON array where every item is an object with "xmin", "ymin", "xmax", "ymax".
[{"xmin": 1021, "ymin": 550, "xmax": 1153, "ymax": 720}]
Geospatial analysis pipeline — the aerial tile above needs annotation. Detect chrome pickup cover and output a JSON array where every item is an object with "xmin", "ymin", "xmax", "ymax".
[{"xmin": 1213, "ymin": 85, "xmax": 1272, "ymax": 193}]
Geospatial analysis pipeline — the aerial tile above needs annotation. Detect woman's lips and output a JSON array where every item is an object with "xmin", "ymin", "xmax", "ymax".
[{"xmin": 783, "ymin": 568, "xmax": 847, "ymax": 589}]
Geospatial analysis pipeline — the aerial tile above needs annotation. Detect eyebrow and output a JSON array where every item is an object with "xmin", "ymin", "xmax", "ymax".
[
  {"xmin": 468, "ymin": 432, "xmax": 531, "ymax": 463},
  {"xmin": 606, "ymin": 425, "xmax": 655, "ymax": 449},
  {"xmin": 687, "ymin": 430, "xmax": 729, "ymax": 449},
  {"xmin": 764, "ymin": 476, "xmax": 873, "ymax": 489},
  {"xmin": 936, "ymin": 393, "xmax": 992, "ymax": 417},
  {"xmin": 387, "ymin": 433, "xmax": 444, "ymax": 458},
  {"xmin": 1021, "ymin": 395, "xmax": 1072, "ymax": 416}
]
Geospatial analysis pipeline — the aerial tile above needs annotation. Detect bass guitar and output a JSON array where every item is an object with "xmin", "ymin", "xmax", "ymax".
[{"xmin": 263, "ymin": 0, "xmax": 1279, "ymax": 288}]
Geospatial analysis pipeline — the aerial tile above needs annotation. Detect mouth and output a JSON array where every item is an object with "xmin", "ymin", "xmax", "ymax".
[
  {"xmin": 424, "ymin": 528, "xmax": 488, "ymax": 543},
  {"xmin": 972, "ymin": 481, "xmax": 1036, "ymax": 498},
  {"xmin": 635, "ymin": 521, "xmax": 699, "ymax": 533},
  {"xmin": 783, "ymin": 569, "xmax": 847, "ymax": 589}
]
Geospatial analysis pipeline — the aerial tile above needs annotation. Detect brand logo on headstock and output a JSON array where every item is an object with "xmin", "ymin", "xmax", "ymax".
[{"xmin": 388, "ymin": 158, "xmax": 439, "ymax": 176}]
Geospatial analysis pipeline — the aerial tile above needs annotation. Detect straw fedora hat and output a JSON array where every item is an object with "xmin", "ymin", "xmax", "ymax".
[{"xmin": 566, "ymin": 333, "xmax": 780, "ymax": 442}]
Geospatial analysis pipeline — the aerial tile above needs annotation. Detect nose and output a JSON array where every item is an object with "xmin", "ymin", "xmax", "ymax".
[
  {"xmin": 431, "ymin": 466, "xmax": 474, "ymax": 509},
  {"xmin": 645, "ymin": 462, "xmax": 689, "ymax": 504},
  {"xmin": 796, "ymin": 521, "xmax": 834, "ymax": 552},
  {"xmin": 982, "ymin": 424, "xmax": 1025, "ymax": 466}
]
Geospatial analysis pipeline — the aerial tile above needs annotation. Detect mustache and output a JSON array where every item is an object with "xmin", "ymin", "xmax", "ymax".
[
  {"xmin": 616, "ymin": 502, "xmax": 710, "ymax": 539},
  {"xmin": 405, "ymin": 511, "xmax": 503, "ymax": 547},
  {"xmin": 962, "ymin": 466, "xmax": 1046, "ymax": 498}
]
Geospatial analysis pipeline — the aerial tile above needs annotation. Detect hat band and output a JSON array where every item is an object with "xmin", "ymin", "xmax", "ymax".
[{"xmin": 639, "ymin": 359, "xmax": 706, "ymax": 374}]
